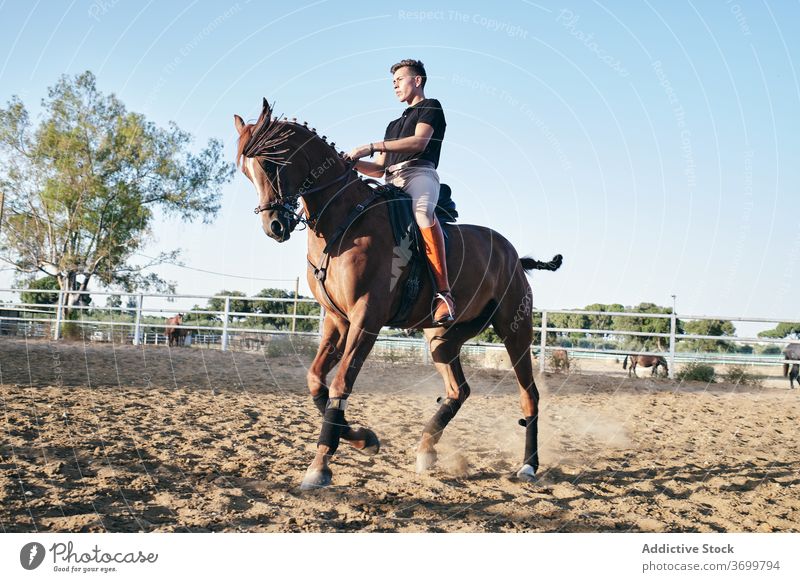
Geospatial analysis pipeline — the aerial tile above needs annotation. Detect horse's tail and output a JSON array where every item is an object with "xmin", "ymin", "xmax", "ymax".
[
  {"xmin": 623, "ymin": 355, "xmax": 628, "ymax": 370},
  {"xmin": 521, "ymin": 254, "xmax": 562, "ymax": 272},
  {"xmin": 784, "ymin": 363, "xmax": 790, "ymax": 377}
]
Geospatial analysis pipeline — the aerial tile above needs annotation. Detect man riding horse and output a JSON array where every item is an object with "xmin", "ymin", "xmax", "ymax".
[
  {"xmin": 233, "ymin": 78, "xmax": 563, "ymax": 489},
  {"xmin": 346, "ymin": 59, "xmax": 455, "ymax": 326}
]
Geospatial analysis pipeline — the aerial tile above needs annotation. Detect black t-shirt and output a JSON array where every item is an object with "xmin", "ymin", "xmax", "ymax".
[{"xmin": 383, "ymin": 98, "xmax": 446, "ymax": 168}]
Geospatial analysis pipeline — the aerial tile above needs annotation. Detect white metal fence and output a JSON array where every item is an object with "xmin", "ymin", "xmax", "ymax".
[{"xmin": 1, "ymin": 288, "xmax": 798, "ymax": 379}]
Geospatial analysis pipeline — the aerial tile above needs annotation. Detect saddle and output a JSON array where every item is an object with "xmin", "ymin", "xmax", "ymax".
[
  {"xmin": 378, "ymin": 182, "xmax": 458, "ymax": 326},
  {"xmin": 307, "ymin": 181, "xmax": 458, "ymax": 326}
]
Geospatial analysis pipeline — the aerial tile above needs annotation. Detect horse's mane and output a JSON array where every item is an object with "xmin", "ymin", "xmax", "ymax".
[
  {"xmin": 237, "ymin": 103, "xmax": 344, "ymax": 171},
  {"xmin": 238, "ymin": 113, "xmax": 294, "ymax": 168}
]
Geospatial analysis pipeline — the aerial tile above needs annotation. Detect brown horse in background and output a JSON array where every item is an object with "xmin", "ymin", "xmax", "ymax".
[
  {"xmin": 624, "ymin": 354, "xmax": 668, "ymax": 378},
  {"xmin": 783, "ymin": 343, "xmax": 800, "ymax": 389},
  {"xmin": 234, "ymin": 99, "xmax": 562, "ymax": 489},
  {"xmin": 551, "ymin": 348, "xmax": 570, "ymax": 372},
  {"xmin": 165, "ymin": 313, "xmax": 185, "ymax": 347}
]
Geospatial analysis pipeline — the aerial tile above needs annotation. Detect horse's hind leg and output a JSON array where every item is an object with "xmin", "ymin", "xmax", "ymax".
[
  {"xmin": 490, "ymin": 281, "xmax": 540, "ymax": 482},
  {"xmin": 791, "ymin": 364, "xmax": 799, "ymax": 389},
  {"xmin": 416, "ymin": 317, "xmax": 489, "ymax": 473}
]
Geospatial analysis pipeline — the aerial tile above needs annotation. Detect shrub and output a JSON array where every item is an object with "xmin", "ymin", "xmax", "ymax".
[
  {"xmin": 723, "ymin": 365, "xmax": 762, "ymax": 388},
  {"xmin": 677, "ymin": 362, "xmax": 716, "ymax": 383}
]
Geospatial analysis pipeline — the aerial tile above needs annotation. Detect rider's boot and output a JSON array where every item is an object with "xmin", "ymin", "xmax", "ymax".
[{"xmin": 420, "ymin": 217, "xmax": 456, "ymax": 326}]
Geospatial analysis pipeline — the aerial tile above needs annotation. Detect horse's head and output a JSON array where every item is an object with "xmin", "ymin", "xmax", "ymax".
[{"xmin": 234, "ymin": 98, "xmax": 347, "ymax": 242}]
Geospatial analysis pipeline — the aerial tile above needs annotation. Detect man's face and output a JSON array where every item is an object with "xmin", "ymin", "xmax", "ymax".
[{"xmin": 392, "ymin": 66, "xmax": 421, "ymax": 102}]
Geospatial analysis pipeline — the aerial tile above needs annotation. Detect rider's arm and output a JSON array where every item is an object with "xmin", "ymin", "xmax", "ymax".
[
  {"xmin": 355, "ymin": 151, "xmax": 387, "ymax": 178},
  {"xmin": 379, "ymin": 122, "xmax": 434, "ymax": 155},
  {"xmin": 351, "ymin": 122, "xmax": 433, "ymax": 177}
]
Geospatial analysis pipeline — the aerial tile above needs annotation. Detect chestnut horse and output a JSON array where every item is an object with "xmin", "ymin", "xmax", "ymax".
[
  {"xmin": 165, "ymin": 313, "xmax": 185, "ymax": 347},
  {"xmin": 234, "ymin": 99, "xmax": 562, "ymax": 489},
  {"xmin": 623, "ymin": 354, "xmax": 668, "ymax": 377},
  {"xmin": 550, "ymin": 348, "xmax": 570, "ymax": 372}
]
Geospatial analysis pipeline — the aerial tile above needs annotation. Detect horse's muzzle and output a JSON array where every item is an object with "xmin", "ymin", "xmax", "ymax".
[{"xmin": 264, "ymin": 217, "xmax": 291, "ymax": 242}]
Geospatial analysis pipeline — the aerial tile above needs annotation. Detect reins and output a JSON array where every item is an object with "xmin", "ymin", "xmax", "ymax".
[{"xmin": 253, "ymin": 158, "xmax": 358, "ymax": 234}]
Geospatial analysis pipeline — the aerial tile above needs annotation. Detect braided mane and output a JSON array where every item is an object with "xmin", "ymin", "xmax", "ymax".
[
  {"xmin": 239, "ymin": 106, "xmax": 294, "ymax": 168},
  {"xmin": 236, "ymin": 100, "xmax": 346, "ymax": 173}
]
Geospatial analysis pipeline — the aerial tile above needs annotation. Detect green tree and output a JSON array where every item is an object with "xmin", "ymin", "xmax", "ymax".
[
  {"xmin": 19, "ymin": 275, "xmax": 60, "ymax": 305},
  {"xmin": 475, "ymin": 326, "xmax": 501, "ymax": 343},
  {"xmin": 0, "ymin": 71, "xmax": 233, "ymax": 308},
  {"xmin": 207, "ymin": 291, "xmax": 251, "ymax": 321},
  {"xmin": 253, "ymin": 288, "xmax": 322, "ymax": 331},
  {"xmin": 612, "ymin": 302, "xmax": 678, "ymax": 351},
  {"xmin": 584, "ymin": 303, "xmax": 625, "ymax": 336},
  {"xmin": 548, "ymin": 311, "xmax": 591, "ymax": 341},
  {"xmin": 683, "ymin": 319, "xmax": 736, "ymax": 352},
  {"xmin": 105, "ymin": 294, "xmax": 122, "ymax": 308},
  {"xmin": 758, "ymin": 322, "xmax": 800, "ymax": 339}
]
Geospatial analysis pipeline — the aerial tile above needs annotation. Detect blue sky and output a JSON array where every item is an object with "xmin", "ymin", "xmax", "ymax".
[{"xmin": 1, "ymin": 0, "xmax": 798, "ymax": 327}]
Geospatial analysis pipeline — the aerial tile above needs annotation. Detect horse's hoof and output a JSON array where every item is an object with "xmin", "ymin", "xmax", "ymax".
[
  {"xmin": 416, "ymin": 450, "xmax": 437, "ymax": 473},
  {"xmin": 516, "ymin": 464, "xmax": 537, "ymax": 482},
  {"xmin": 357, "ymin": 428, "xmax": 380, "ymax": 456},
  {"xmin": 299, "ymin": 467, "xmax": 333, "ymax": 490}
]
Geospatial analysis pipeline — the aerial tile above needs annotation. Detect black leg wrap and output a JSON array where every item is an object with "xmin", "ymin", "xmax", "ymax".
[
  {"xmin": 423, "ymin": 398, "xmax": 462, "ymax": 438},
  {"xmin": 317, "ymin": 400, "xmax": 348, "ymax": 456},
  {"xmin": 312, "ymin": 388, "xmax": 351, "ymax": 438},
  {"xmin": 522, "ymin": 415, "xmax": 539, "ymax": 472}
]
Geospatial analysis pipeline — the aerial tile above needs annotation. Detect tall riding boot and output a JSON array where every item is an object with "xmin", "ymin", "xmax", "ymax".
[{"xmin": 420, "ymin": 217, "xmax": 456, "ymax": 326}]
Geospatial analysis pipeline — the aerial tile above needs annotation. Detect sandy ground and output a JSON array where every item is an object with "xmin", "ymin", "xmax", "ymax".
[{"xmin": 1, "ymin": 337, "xmax": 799, "ymax": 533}]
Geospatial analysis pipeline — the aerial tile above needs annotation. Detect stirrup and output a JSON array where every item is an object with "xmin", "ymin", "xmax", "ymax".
[{"xmin": 432, "ymin": 291, "xmax": 455, "ymax": 326}]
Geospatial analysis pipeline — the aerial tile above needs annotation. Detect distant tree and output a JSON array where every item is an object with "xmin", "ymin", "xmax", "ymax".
[
  {"xmin": 0, "ymin": 71, "xmax": 233, "ymax": 309},
  {"xmin": 207, "ymin": 291, "xmax": 251, "ymax": 321},
  {"xmin": 124, "ymin": 296, "xmax": 138, "ymax": 317},
  {"xmin": 476, "ymin": 326, "xmax": 501, "ymax": 343},
  {"xmin": 758, "ymin": 322, "xmax": 800, "ymax": 340},
  {"xmin": 205, "ymin": 288, "xmax": 321, "ymax": 331},
  {"xmin": 548, "ymin": 311, "xmax": 590, "ymax": 341},
  {"xmin": 584, "ymin": 303, "xmax": 625, "ymax": 336},
  {"xmin": 105, "ymin": 294, "xmax": 122, "ymax": 308},
  {"xmin": 612, "ymin": 302, "xmax": 678, "ymax": 351},
  {"xmin": 683, "ymin": 319, "xmax": 736, "ymax": 352},
  {"xmin": 19, "ymin": 275, "xmax": 60, "ymax": 305},
  {"xmin": 759, "ymin": 345, "xmax": 783, "ymax": 356}
]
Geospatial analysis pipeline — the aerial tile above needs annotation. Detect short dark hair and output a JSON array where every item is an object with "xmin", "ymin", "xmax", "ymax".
[{"xmin": 390, "ymin": 59, "xmax": 427, "ymax": 88}]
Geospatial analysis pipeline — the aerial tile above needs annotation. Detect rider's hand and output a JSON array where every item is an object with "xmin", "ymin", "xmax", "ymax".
[{"xmin": 346, "ymin": 144, "xmax": 372, "ymax": 160}]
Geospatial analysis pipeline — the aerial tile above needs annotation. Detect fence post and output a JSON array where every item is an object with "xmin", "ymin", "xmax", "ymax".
[
  {"xmin": 291, "ymin": 277, "xmax": 299, "ymax": 334},
  {"xmin": 53, "ymin": 289, "xmax": 64, "ymax": 341},
  {"xmin": 669, "ymin": 311, "xmax": 677, "ymax": 380},
  {"xmin": 221, "ymin": 296, "xmax": 231, "ymax": 351},
  {"xmin": 133, "ymin": 294, "xmax": 143, "ymax": 345},
  {"xmin": 539, "ymin": 310, "xmax": 548, "ymax": 372}
]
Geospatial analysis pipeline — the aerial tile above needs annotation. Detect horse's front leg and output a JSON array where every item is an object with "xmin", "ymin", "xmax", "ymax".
[
  {"xmin": 306, "ymin": 313, "xmax": 379, "ymax": 453},
  {"xmin": 301, "ymin": 302, "xmax": 383, "ymax": 489}
]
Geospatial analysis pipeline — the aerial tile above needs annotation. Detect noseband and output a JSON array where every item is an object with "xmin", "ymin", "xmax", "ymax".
[{"xmin": 253, "ymin": 159, "xmax": 356, "ymax": 233}]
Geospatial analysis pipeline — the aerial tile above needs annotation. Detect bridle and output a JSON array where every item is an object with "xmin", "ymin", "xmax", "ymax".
[{"xmin": 252, "ymin": 157, "xmax": 357, "ymax": 233}]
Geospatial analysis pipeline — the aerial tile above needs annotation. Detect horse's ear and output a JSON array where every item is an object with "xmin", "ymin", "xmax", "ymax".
[
  {"xmin": 234, "ymin": 114, "xmax": 246, "ymax": 134},
  {"xmin": 256, "ymin": 98, "xmax": 272, "ymax": 126}
]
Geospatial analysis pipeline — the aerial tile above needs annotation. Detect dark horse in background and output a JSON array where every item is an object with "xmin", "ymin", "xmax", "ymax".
[
  {"xmin": 165, "ymin": 313, "xmax": 186, "ymax": 347},
  {"xmin": 624, "ymin": 354, "xmax": 668, "ymax": 378},
  {"xmin": 234, "ymin": 99, "xmax": 562, "ymax": 489},
  {"xmin": 784, "ymin": 343, "xmax": 800, "ymax": 389}
]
